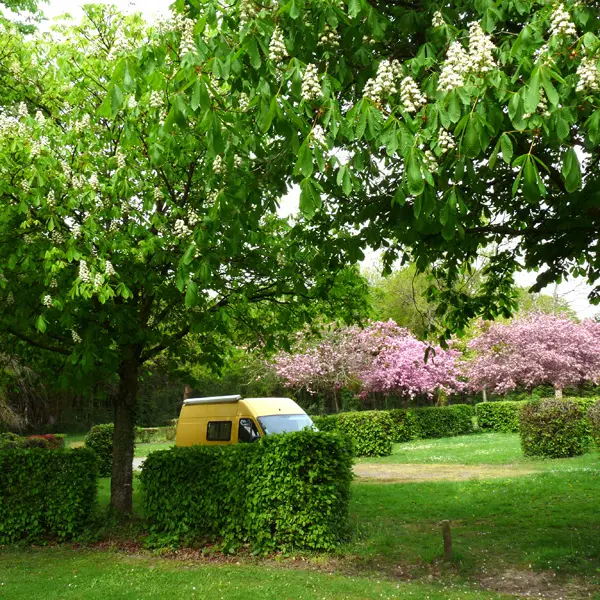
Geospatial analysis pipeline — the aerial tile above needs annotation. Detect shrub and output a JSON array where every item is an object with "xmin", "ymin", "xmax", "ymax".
[
  {"xmin": 589, "ymin": 401, "xmax": 600, "ymax": 450},
  {"xmin": 476, "ymin": 401, "xmax": 524, "ymax": 433},
  {"xmin": 0, "ymin": 447, "xmax": 98, "ymax": 543},
  {"xmin": 337, "ymin": 410, "xmax": 393, "ymax": 456},
  {"xmin": 135, "ymin": 427, "xmax": 160, "ymax": 444},
  {"xmin": 388, "ymin": 409, "xmax": 416, "ymax": 442},
  {"xmin": 311, "ymin": 414, "xmax": 339, "ymax": 432},
  {"xmin": 23, "ymin": 436, "xmax": 50, "ymax": 449},
  {"xmin": 141, "ymin": 430, "xmax": 353, "ymax": 552},
  {"xmin": 85, "ymin": 423, "xmax": 114, "ymax": 477},
  {"xmin": 25, "ymin": 434, "xmax": 66, "ymax": 449},
  {"xmin": 163, "ymin": 420, "xmax": 177, "ymax": 442},
  {"xmin": 519, "ymin": 399, "xmax": 589, "ymax": 458},
  {"xmin": 0, "ymin": 432, "xmax": 25, "ymax": 449},
  {"xmin": 410, "ymin": 404, "xmax": 474, "ymax": 439}
]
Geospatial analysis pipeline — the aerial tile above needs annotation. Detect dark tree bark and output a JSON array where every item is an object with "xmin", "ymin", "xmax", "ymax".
[{"xmin": 110, "ymin": 346, "xmax": 141, "ymax": 514}]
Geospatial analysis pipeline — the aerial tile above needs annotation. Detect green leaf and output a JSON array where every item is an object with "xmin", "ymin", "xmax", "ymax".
[
  {"xmin": 289, "ymin": 0, "xmax": 301, "ymax": 19},
  {"xmin": 447, "ymin": 91, "xmax": 461, "ymax": 124},
  {"xmin": 562, "ymin": 148, "xmax": 581, "ymax": 193},
  {"xmin": 523, "ymin": 69, "xmax": 540, "ymax": 114},
  {"xmin": 36, "ymin": 315, "xmax": 47, "ymax": 333},
  {"xmin": 406, "ymin": 149, "xmax": 424, "ymax": 196},
  {"xmin": 463, "ymin": 117, "xmax": 480, "ymax": 158},
  {"xmin": 299, "ymin": 178, "xmax": 321, "ymax": 219},
  {"xmin": 185, "ymin": 280, "xmax": 198, "ymax": 308},
  {"xmin": 348, "ymin": 0, "xmax": 361, "ymax": 18},
  {"xmin": 295, "ymin": 141, "xmax": 313, "ymax": 178},
  {"xmin": 500, "ymin": 134, "xmax": 513, "ymax": 165},
  {"xmin": 523, "ymin": 158, "xmax": 540, "ymax": 202}
]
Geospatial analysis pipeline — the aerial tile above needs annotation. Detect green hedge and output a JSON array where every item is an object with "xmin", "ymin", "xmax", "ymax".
[
  {"xmin": 388, "ymin": 409, "xmax": 417, "ymax": 442},
  {"xmin": 589, "ymin": 401, "xmax": 600, "ymax": 450},
  {"xmin": 0, "ymin": 432, "xmax": 67, "ymax": 450},
  {"xmin": 141, "ymin": 430, "xmax": 353, "ymax": 552},
  {"xmin": 0, "ymin": 447, "xmax": 97, "ymax": 543},
  {"xmin": 85, "ymin": 423, "xmax": 114, "ymax": 477},
  {"xmin": 311, "ymin": 414, "xmax": 339, "ymax": 432},
  {"xmin": 476, "ymin": 401, "xmax": 524, "ymax": 433},
  {"xmin": 410, "ymin": 404, "xmax": 474, "ymax": 439},
  {"xmin": 520, "ymin": 399, "xmax": 589, "ymax": 458},
  {"xmin": 337, "ymin": 410, "xmax": 393, "ymax": 456}
]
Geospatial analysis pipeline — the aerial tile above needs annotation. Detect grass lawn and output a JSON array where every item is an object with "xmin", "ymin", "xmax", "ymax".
[
  {"xmin": 358, "ymin": 432, "xmax": 600, "ymax": 472},
  {"xmin": 0, "ymin": 548, "xmax": 514, "ymax": 599},
  {"xmin": 134, "ymin": 441, "xmax": 174, "ymax": 457}
]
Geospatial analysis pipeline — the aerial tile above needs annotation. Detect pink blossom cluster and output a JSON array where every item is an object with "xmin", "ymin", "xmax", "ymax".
[
  {"xmin": 272, "ymin": 320, "xmax": 464, "ymax": 398},
  {"xmin": 467, "ymin": 314, "xmax": 600, "ymax": 394}
]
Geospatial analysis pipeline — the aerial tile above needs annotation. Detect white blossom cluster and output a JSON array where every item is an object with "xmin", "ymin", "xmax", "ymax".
[
  {"xmin": 108, "ymin": 29, "xmax": 130, "ymax": 60},
  {"xmin": 71, "ymin": 329, "xmax": 82, "ymax": 344},
  {"xmin": 468, "ymin": 22, "xmax": 497, "ymax": 74},
  {"xmin": 79, "ymin": 260, "xmax": 91, "ymax": 283},
  {"xmin": 207, "ymin": 189, "xmax": 219, "ymax": 204},
  {"xmin": 432, "ymin": 11, "xmax": 445, "ymax": 28},
  {"xmin": 0, "ymin": 114, "xmax": 21, "ymax": 138},
  {"xmin": 422, "ymin": 149, "xmax": 438, "ymax": 173},
  {"xmin": 438, "ymin": 129, "xmax": 456, "ymax": 152},
  {"xmin": 179, "ymin": 18, "xmax": 196, "ymax": 56},
  {"xmin": 311, "ymin": 124, "xmax": 327, "ymax": 148},
  {"xmin": 72, "ymin": 174, "xmax": 86, "ymax": 190},
  {"xmin": 116, "ymin": 150, "xmax": 126, "ymax": 169},
  {"xmin": 61, "ymin": 160, "xmax": 72, "ymax": 180},
  {"xmin": 363, "ymin": 59, "xmax": 402, "ymax": 103},
  {"xmin": 213, "ymin": 155, "xmax": 226, "ymax": 175},
  {"xmin": 438, "ymin": 22, "xmax": 496, "ymax": 93},
  {"xmin": 234, "ymin": 154, "xmax": 243, "ymax": 169},
  {"xmin": 18, "ymin": 102, "xmax": 28, "ymax": 118},
  {"xmin": 154, "ymin": 186, "xmax": 163, "ymax": 202},
  {"xmin": 105, "ymin": 260, "xmax": 116, "ymax": 277},
  {"xmin": 10, "ymin": 61, "xmax": 20, "ymax": 76},
  {"xmin": 240, "ymin": 0, "xmax": 258, "ymax": 25},
  {"xmin": 47, "ymin": 189, "xmax": 55, "ymax": 208},
  {"xmin": 549, "ymin": 3, "xmax": 577, "ymax": 37},
  {"xmin": 89, "ymin": 173, "xmax": 99, "ymax": 190},
  {"xmin": 6, "ymin": 291, "xmax": 14, "ymax": 305},
  {"xmin": 72, "ymin": 223, "xmax": 81, "ymax": 239},
  {"xmin": 93, "ymin": 273, "xmax": 103, "ymax": 289},
  {"xmin": 269, "ymin": 27, "xmax": 287, "ymax": 62},
  {"xmin": 174, "ymin": 219, "xmax": 191, "ymax": 237},
  {"xmin": 400, "ymin": 76, "xmax": 426, "ymax": 113},
  {"xmin": 50, "ymin": 278, "xmax": 58, "ymax": 289},
  {"xmin": 21, "ymin": 180, "xmax": 31, "ymax": 192},
  {"xmin": 239, "ymin": 93, "xmax": 250, "ymax": 111},
  {"xmin": 35, "ymin": 110, "xmax": 45, "ymax": 124},
  {"xmin": 52, "ymin": 230, "xmax": 64, "ymax": 245},
  {"xmin": 43, "ymin": 295, "xmax": 53, "ymax": 308},
  {"xmin": 30, "ymin": 140, "xmax": 42, "ymax": 158},
  {"xmin": 128, "ymin": 96, "xmax": 138, "ymax": 110},
  {"xmin": 301, "ymin": 64, "xmax": 322, "ymax": 101},
  {"xmin": 74, "ymin": 114, "xmax": 90, "ymax": 134},
  {"xmin": 187, "ymin": 209, "xmax": 199, "ymax": 226},
  {"xmin": 318, "ymin": 25, "xmax": 340, "ymax": 47},
  {"xmin": 576, "ymin": 56, "xmax": 600, "ymax": 93},
  {"xmin": 149, "ymin": 91, "xmax": 164, "ymax": 108}
]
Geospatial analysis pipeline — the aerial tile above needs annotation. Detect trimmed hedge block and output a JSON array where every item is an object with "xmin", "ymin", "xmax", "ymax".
[
  {"xmin": 476, "ymin": 401, "xmax": 524, "ymax": 433},
  {"xmin": 589, "ymin": 400, "xmax": 600, "ymax": 450},
  {"xmin": 520, "ymin": 399, "xmax": 589, "ymax": 458},
  {"xmin": 141, "ymin": 430, "xmax": 353, "ymax": 552},
  {"xmin": 0, "ymin": 448, "xmax": 98, "ymax": 543},
  {"xmin": 388, "ymin": 409, "xmax": 417, "ymax": 442},
  {"xmin": 410, "ymin": 404, "xmax": 474, "ymax": 439},
  {"xmin": 311, "ymin": 414, "xmax": 339, "ymax": 432},
  {"xmin": 85, "ymin": 423, "xmax": 114, "ymax": 477},
  {"xmin": 337, "ymin": 410, "xmax": 393, "ymax": 456}
]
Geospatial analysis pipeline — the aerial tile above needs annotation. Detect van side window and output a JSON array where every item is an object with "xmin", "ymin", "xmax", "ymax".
[
  {"xmin": 238, "ymin": 418, "xmax": 260, "ymax": 443},
  {"xmin": 206, "ymin": 421, "xmax": 232, "ymax": 441}
]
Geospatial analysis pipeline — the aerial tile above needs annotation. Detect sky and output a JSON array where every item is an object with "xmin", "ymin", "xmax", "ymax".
[{"xmin": 30, "ymin": 0, "xmax": 600, "ymax": 319}]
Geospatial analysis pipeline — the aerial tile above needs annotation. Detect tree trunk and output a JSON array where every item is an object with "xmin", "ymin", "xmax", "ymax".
[
  {"xmin": 183, "ymin": 384, "xmax": 192, "ymax": 400},
  {"xmin": 110, "ymin": 349, "xmax": 140, "ymax": 515},
  {"xmin": 482, "ymin": 387, "xmax": 487, "ymax": 402},
  {"xmin": 555, "ymin": 386, "xmax": 563, "ymax": 399}
]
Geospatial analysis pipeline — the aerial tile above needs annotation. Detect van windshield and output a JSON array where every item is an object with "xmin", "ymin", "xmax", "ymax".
[{"xmin": 257, "ymin": 414, "xmax": 314, "ymax": 435}]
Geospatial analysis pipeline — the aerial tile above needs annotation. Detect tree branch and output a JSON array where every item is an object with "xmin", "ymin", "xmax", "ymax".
[{"xmin": 6, "ymin": 327, "xmax": 71, "ymax": 356}]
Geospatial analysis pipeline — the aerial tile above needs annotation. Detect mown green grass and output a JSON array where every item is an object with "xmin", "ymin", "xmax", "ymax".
[
  {"xmin": 0, "ymin": 548, "xmax": 513, "ymax": 600},
  {"xmin": 344, "ymin": 471, "xmax": 600, "ymax": 578},
  {"xmin": 359, "ymin": 433, "xmax": 600, "ymax": 472},
  {"xmin": 134, "ymin": 441, "xmax": 174, "ymax": 458}
]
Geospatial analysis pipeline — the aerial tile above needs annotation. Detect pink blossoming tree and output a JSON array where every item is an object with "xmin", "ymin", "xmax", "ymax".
[
  {"xmin": 273, "ymin": 320, "xmax": 465, "ymax": 408},
  {"xmin": 467, "ymin": 314, "xmax": 600, "ymax": 397}
]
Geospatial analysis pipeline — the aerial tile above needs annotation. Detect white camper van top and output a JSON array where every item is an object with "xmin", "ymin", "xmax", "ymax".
[{"xmin": 183, "ymin": 395, "xmax": 242, "ymax": 405}]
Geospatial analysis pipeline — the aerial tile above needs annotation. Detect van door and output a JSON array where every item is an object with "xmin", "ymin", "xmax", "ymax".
[{"xmin": 237, "ymin": 417, "xmax": 261, "ymax": 443}]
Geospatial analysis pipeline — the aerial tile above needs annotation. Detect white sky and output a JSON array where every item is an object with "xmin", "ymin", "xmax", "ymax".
[{"xmin": 31, "ymin": 0, "xmax": 600, "ymax": 320}]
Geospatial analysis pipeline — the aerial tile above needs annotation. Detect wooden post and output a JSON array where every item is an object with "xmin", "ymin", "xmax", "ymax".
[{"xmin": 440, "ymin": 520, "xmax": 452, "ymax": 561}]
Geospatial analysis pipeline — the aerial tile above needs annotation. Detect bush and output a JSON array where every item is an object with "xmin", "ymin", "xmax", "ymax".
[
  {"xmin": 85, "ymin": 423, "xmax": 114, "ymax": 477},
  {"xmin": 311, "ymin": 414, "xmax": 339, "ymax": 432},
  {"xmin": 163, "ymin": 420, "xmax": 177, "ymax": 441},
  {"xmin": 141, "ymin": 430, "xmax": 353, "ymax": 552},
  {"xmin": 519, "ymin": 399, "xmax": 589, "ymax": 458},
  {"xmin": 475, "ymin": 401, "xmax": 524, "ymax": 433},
  {"xmin": 0, "ymin": 432, "xmax": 25, "ymax": 449},
  {"xmin": 388, "ymin": 409, "xmax": 416, "ymax": 442},
  {"xmin": 0, "ymin": 447, "xmax": 98, "ymax": 543},
  {"xmin": 26, "ymin": 434, "xmax": 66, "ymax": 449},
  {"xmin": 589, "ymin": 401, "xmax": 600, "ymax": 450},
  {"xmin": 135, "ymin": 427, "xmax": 160, "ymax": 444},
  {"xmin": 410, "ymin": 404, "xmax": 474, "ymax": 439},
  {"xmin": 336, "ymin": 410, "xmax": 393, "ymax": 456}
]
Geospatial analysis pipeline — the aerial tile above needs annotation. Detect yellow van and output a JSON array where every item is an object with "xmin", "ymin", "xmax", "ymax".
[{"xmin": 175, "ymin": 395, "xmax": 314, "ymax": 446}]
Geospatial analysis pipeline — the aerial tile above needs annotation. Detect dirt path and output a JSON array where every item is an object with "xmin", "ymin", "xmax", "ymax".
[
  {"xmin": 353, "ymin": 462, "xmax": 537, "ymax": 482},
  {"xmin": 133, "ymin": 456, "xmax": 536, "ymax": 482}
]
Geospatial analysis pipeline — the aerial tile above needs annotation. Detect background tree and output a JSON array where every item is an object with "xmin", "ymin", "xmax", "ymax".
[
  {"xmin": 467, "ymin": 314, "xmax": 600, "ymax": 398},
  {"xmin": 0, "ymin": 8, "xmax": 368, "ymax": 513}
]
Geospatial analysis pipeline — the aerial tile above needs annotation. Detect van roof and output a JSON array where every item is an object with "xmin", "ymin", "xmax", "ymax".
[
  {"xmin": 182, "ymin": 396, "xmax": 306, "ymax": 416},
  {"xmin": 183, "ymin": 395, "xmax": 241, "ymax": 405}
]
